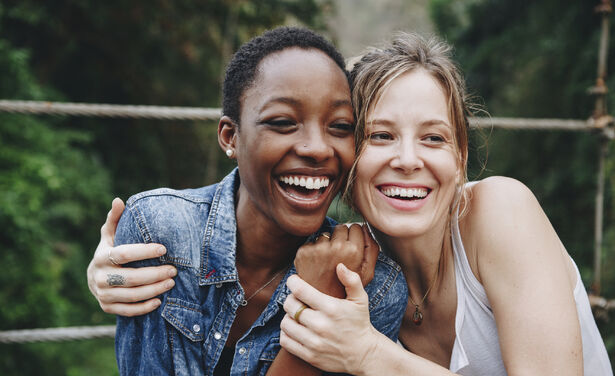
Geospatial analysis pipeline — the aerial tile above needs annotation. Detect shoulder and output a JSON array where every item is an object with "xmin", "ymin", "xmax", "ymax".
[
  {"xmin": 126, "ymin": 184, "xmax": 218, "ymax": 208},
  {"xmin": 115, "ymin": 183, "xmax": 223, "ymax": 255},
  {"xmin": 467, "ymin": 176, "xmax": 536, "ymax": 210},
  {"xmin": 462, "ymin": 176, "xmax": 541, "ymax": 238},
  {"xmin": 460, "ymin": 177, "xmax": 554, "ymax": 278}
]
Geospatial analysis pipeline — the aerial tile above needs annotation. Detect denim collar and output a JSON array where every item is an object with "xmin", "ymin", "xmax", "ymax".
[{"xmin": 199, "ymin": 168, "xmax": 240, "ymax": 285}]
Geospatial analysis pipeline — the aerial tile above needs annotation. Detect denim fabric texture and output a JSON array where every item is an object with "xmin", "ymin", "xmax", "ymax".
[{"xmin": 114, "ymin": 168, "xmax": 408, "ymax": 376}]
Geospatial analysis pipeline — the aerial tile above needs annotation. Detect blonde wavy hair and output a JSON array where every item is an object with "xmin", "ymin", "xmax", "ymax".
[{"xmin": 343, "ymin": 32, "xmax": 473, "ymax": 217}]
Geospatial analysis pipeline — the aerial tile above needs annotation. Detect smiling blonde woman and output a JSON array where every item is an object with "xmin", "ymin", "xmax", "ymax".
[{"xmin": 279, "ymin": 33, "xmax": 612, "ymax": 376}]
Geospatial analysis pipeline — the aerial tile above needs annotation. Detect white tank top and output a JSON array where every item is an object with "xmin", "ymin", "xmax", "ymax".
[{"xmin": 449, "ymin": 186, "xmax": 613, "ymax": 375}]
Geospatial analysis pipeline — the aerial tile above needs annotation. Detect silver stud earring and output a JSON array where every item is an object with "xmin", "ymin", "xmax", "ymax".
[{"xmin": 226, "ymin": 149, "xmax": 234, "ymax": 158}]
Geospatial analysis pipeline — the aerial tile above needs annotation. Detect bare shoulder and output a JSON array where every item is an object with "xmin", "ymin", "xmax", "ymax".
[
  {"xmin": 468, "ymin": 176, "xmax": 536, "ymax": 207},
  {"xmin": 460, "ymin": 176, "xmax": 566, "ymax": 279},
  {"xmin": 463, "ymin": 176, "xmax": 541, "ymax": 236}
]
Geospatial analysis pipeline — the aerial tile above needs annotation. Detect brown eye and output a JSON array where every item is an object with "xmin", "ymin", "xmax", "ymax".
[
  {"xmin": 369, "ymin": 132, "xmax": 393, "ymax": 141},
  {"xmin": 265, "ymin": 119, "xmax": 295, "ymax": 127},
  {"xmin": 424, "ymin": 135, "xmax": 445, "ymax": 143},
  {"xmin": 330, "ymin": 122, "xmax": 355, "ymax": 133}
]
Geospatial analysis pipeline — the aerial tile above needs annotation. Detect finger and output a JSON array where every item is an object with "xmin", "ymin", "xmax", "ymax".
[
  {"xmin": 336, "ymin": 263, "xmax": 369, "ymax": 303},
  {"xmin": 314, "ymin": 232, "xmax": 331, "ymax": 244},
  {"xmin": 361, "ymin": 225, "xmax": 379, "ymax": 285},
  {"xmin": 331, "ymin": 224, "xmax": 349, "ymax": 242},
  {"xmin": 279, "ymin": 321, "xmax": 315, "ymax": 364},
  {"xmin": 283, "ymin": 293, "xmax": 305, "ymax": 316},
  {"xmin": 99, "ymin": 278, "xmax": 175, "ymax": 303},
  {"xmin": 281, "ymin": 313, "xmax": 316, "ymax": 342},
  {"xmin": 101, "ymin": 198, "xmax": 125, "ymax": 245},
  {"xmin": 286, "ymin": 275, "xmax": 336, "ymax": 311},
  {"xmin": 347, "ymin": 223, "xmax": 365, "ymax": 246},
  {"xmin": 101, "ymin": 298, "xmax": 162, "ymax": 317},
  {"xmin": 108, "ymin": 243, "xmax": 167, "ymax": 265},
  {"xmin": 100, "ymin": 265, "xmax": 177, "ymax": 288}
]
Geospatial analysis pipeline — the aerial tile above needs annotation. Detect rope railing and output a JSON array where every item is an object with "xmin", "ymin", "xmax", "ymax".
[
  {"xmin": 0, "ymin": 325, "xmax": 116, "ymax": 344},
  {"xmin": 2, "ymin": 294, "xmax": 615, "ymax": 343},
  {"xmin": 0, "ymin": 99, "xmax": 608, "ymax": 132},
  {"xmin": 0, "ymin": 100, "xmax": 221, "ymax": 120}
]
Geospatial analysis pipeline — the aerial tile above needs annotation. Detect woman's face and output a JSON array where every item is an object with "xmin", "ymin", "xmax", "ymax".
[
  {"xmin": 234, "ymin": 47, "xmax": 355, "ymax": 237},
  {"xmin": 353, "ymin": 69, "xmax": 460, "ymax": 240}
]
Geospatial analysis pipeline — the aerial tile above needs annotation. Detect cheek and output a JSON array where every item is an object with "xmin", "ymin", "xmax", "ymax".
[{"xmin": 336, "ymin": 138, "xmax": 356, "ymax": 172}]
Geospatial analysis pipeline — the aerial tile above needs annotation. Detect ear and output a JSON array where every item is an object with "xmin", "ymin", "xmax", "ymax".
[{"xmin": 218, "ymin": 116, "xmax": 238, "ymax": 157}]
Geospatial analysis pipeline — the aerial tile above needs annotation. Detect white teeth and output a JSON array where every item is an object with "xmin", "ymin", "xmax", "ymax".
[
  {"xmin": 306, "ymin": 177, "xmax": 314, "ymax": 189},
  {"xmin": 278, "ymin": 175, "xmax": 330, "ymax": 190},
  {"xmin": 382, "ymin": 187, "xmax": 428, "ymax": 199}
]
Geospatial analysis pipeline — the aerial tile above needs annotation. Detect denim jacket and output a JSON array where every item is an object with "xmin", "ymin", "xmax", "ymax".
[{"xmin": 114, "ymin": 168, "xmax": 408, "ymax": 376}]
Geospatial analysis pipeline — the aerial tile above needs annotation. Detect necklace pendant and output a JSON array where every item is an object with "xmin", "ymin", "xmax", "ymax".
[
  {"xmin": 411, "ymin": 305, "xmax": 423, "ymax": 326},
  {"xmin": 240, "ymin": 299, "xmax": 248, "ymax": 307}
]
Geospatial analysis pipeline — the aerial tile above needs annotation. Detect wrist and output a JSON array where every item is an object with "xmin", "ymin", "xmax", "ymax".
[{"xmin": 352, "ymin": 328, "xmax": 387, "ymax": 376}]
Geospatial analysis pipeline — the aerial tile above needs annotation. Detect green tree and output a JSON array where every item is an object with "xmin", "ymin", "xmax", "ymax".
[{"xmin": 0, "ymin": 35, "xmax": 116, "ymax": 375}]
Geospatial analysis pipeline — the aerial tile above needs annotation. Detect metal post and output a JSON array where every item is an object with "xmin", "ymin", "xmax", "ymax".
[{"xmin": 590, "ymin": 0, "xmax": 612, "ymax": 295}]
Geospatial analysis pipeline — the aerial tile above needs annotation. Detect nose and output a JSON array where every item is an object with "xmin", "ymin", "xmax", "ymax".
[
  {"xmin": 295, "ymin": 125, "xmax": 334, "ymax": 162},
  {"xmin": 389, "ymin": 139, "xmax": 424, "ymax": 172}
]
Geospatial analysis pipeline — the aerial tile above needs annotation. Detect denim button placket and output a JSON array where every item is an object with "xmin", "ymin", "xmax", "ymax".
[
  {"xmin": 238, "ymin": 347, "xmax": 246, "ymax": 355},
  {"xmin": 214, "ymin": 332, "xmax": 222, "ymax": 340}
]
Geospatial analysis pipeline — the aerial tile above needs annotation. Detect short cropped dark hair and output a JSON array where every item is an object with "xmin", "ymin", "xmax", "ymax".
[{"xmin": 222, "ymin": 26, "xmax": 348, "ymax": 124}]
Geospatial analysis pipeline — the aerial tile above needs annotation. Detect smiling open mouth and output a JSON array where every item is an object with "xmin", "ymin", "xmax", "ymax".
[
  {"xmin": 380, "ymin": 186, "xmax": 430, "ymax": 201},
  {"xmin": 278, "ymin": 175, "xmax": 330, "ymax": 200}
]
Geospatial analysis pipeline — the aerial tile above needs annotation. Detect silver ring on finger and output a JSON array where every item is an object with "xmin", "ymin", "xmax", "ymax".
[
  {"xmin": 316, "ymin": 232, "xmax": 331, "ymax": 242},
  {"xmin": 108, "ymin": 248, "xmax": 121, "ymax": 266}
]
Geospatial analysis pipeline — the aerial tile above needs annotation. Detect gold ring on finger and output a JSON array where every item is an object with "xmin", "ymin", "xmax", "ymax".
[{"xmin": 293, "ymin": 303, "xmax": 309, "ymax": 323}]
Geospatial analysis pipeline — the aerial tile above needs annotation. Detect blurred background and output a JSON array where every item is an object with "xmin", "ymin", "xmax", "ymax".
[{"xmin": 0, "ymin": 0, "xmax": 613, "ymax": 374}]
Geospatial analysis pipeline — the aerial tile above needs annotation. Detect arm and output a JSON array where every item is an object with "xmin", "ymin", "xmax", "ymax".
[
  {"xmin": 267, "ymin": 224, "xmax": 379, "ymax": 376},
  {"xmin": 113, "ymin": 205, "xmax": 174, "ymax": 373},
  {"xmin": 467, "ymin": 177, "xmax": 582, "ymax": 375},
  {"xmin": 280, "ymin": 266, "xmax": 455, "ymax": 375},
  {"xmin": 87, "ymin": 198, "xmax": 177, "ymax": 316}
]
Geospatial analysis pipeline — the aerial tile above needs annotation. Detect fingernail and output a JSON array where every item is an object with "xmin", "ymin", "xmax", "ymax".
[
  {"xmin": 153, "ymin": 299, "xmax": 161, "ymax": 307},
  {"xmin": 168, "ymin": 267, "xmax": 177, "ymax": 277},
  {"xmin": 166, "ymin": 279, "xmax": 175, "ymax": 289},
  {"xmin": 157, "ymin": 247, "xmax": 166, "ymax": 256}
]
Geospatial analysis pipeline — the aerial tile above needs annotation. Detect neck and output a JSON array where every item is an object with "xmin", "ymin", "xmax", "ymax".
[
  {"xmin": 234, "ymin": 188, "xmax": 305, "ymax": 274},
  {"xmin": 373, "ymin": 220, "xmax": 451, "ymax": 298}
]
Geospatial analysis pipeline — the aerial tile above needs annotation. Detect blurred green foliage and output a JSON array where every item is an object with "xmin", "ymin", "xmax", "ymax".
[
  {"xmin": 0, "ymin": 29, "xmax": 115, "ymax": 374},
  {"xmin": 431, "ymin": 0, "xmax": 615, "ymax": 365}
]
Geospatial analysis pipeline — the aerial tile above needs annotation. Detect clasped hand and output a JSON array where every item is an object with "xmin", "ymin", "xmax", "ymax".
[{"xmin": 281, "ymin": 224, "xmax": 384, "ymax": 374}]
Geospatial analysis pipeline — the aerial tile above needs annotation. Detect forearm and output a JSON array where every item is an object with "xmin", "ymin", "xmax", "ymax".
[
  {"xmin": 267, "ymin": 348, "xmax": 321, "ymax": 376},
  {"xmin": 358, "ymin": 332, "xmax": 456, "ymax": 376}
]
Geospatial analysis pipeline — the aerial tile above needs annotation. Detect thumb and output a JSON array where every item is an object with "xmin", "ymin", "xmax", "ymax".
[
  {"xmin": 101, "ymin": 198, "xmax": 125, "ymax": 245},
  {"xmin": 336, "ymin": 263, "xmax": 368, "ymax": 303}
]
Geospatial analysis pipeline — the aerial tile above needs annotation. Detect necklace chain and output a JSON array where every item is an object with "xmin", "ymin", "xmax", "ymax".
[
  {"xmin": 408, "ymin": 255, "xmax": 441, "ymax": 325},
  {"xmin": 240, "ymin": 264, "xmax": 290, "ymax": 307}
]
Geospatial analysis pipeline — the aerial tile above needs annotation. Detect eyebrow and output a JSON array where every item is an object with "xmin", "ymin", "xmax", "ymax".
[
  {"xmin": 259, "ymin": 97, "xmax": 352, "ymax": 112},
  {"xmin": 259, "ymin": 97, "xmax": 300, "ymax": 112},
  {"xmin": 369, "ymin": 118, "xmax": 451, "ymax": 128}
]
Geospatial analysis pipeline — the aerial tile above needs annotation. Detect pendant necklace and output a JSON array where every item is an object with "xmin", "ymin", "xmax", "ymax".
[
  {"xmin": 408, "ymin": 256, "xmax": 441, "ymax": 326},
  {"xmin": 240, "ymin": 264, "xmax": 290, "ymax": 307}
]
